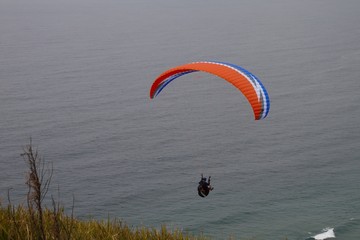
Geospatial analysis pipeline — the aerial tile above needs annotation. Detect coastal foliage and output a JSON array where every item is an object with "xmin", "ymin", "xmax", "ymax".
[{"xmin": 0, "ymin": 205, "xmax": 209, "ymax": 240}]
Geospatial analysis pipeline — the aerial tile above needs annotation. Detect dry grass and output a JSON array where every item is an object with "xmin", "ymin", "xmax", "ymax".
[{"xmin": 0, "ymin": 204, "xmax": 210, "ymax": 240}]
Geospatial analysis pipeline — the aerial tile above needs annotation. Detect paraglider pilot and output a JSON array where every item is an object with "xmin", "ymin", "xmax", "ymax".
[{"xmin": 198, "ymin": 174, "xmax": 214, "ymax": 197}]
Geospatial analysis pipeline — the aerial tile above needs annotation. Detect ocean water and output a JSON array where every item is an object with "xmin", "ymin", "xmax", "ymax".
[{"xmin": 1, "ymin": 0, "xmax": 360, "ymax": 239}]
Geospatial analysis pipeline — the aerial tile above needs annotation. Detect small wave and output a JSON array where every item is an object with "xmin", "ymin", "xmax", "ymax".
[{"xmin": 311, "ymin": 228, "xmax": 335, "ymax": 240}]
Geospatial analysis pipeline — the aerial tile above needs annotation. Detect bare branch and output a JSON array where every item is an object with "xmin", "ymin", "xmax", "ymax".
[{"xmin": 21, "ymin": 138, "xmax": 52, "ymax": 240}]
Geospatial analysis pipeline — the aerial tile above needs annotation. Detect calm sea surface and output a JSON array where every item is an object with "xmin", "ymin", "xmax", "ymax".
[{"xmin": 1, "ymin": 0, "xmax": 360, "ymax": 239}]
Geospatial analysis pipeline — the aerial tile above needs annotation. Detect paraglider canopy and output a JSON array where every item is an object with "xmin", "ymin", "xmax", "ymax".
[{"xmin": 149, "ymin": 61, "xmax": 270, "ymax": 120}]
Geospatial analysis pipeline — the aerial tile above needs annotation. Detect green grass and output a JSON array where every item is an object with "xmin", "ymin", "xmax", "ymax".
[{"xmin": 0, "ymin": 203, "xmax": 211, "ymax": 240}]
